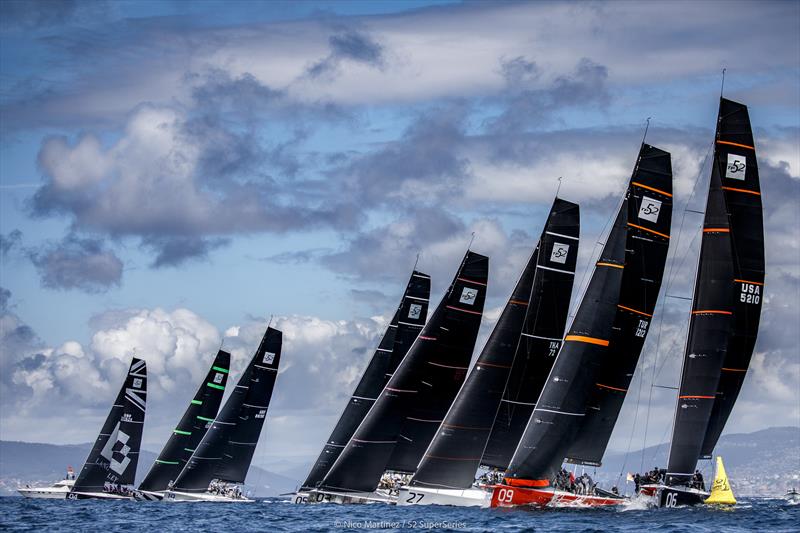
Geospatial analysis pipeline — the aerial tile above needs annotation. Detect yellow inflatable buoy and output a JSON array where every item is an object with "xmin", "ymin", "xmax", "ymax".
[{"xmin": 705, "ymin": 456, "xmax": 737, "ymax": 505}]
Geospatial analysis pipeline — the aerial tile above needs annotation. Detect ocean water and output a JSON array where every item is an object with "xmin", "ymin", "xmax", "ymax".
[{"xmin": 1, "ymin": 496, "xmax": 797, "ymax": 532}]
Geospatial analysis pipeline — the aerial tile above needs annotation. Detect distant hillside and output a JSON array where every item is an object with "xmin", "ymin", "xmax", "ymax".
[
  {"xmin": 3, "ymin": 427, "xmax": 797, "ymax": 498},
  {"xmin": 0, "ymin": 441, "xmax": 297, "ymax": 497},
  {"xmin": 584, "ymin": 426, "xmax": 800, "ymax": 497}
]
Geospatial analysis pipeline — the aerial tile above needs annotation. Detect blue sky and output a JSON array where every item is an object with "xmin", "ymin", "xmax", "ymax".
[{"xmin": 1, "ymin": 0, "xmax": 798, "ymax": 474}]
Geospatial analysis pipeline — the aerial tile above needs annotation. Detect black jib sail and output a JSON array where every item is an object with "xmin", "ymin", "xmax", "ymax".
[
  {"xmin": 666, "ymin": 98, "xmax": 764, "ymax": 484},
  {"xmin": 410, "ymin": 198, "xmax": 579, "ymax": 489},
  {"xmin": 138, "ymin": 350, "xmax": 231, "ymax": 492},
  {"xmin": 301, "ymin": 270, "xmax": 430, "ymax": 490},
  {"xmin": 173, "ymin": 327, "xmax": 282, "ymax": 492},
  {"xmin": 565, "ymin": 145, "xmax": 673, "ymax": 466},
  {"xmin": 73, "ymin": 357, "xmax": 148, "ymax": 493},
  {"xmin": 320, "ymin": 251, "xmax": 488, "ymax": 493},
  {"xmin": 504, "ymin": 160, "xmax": 646, "ymax": 487}
]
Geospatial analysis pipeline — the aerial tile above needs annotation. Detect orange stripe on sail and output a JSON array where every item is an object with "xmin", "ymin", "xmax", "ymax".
[
  {"xmin": 628, "ymin": 222, "xmax": 670, "ymax": 239},
  {"xmin": 717, "ymin": 140, "xmax": 755, "ymax": 150},
  {"xmin": 632, "ymin": 181, "xmax": 673, "ymax": 198},
  {"xmin": 446, "ymin": 305, "xmax": 482, "ymax": 316},
  {"xmin": 722, "ymin": 186, "xmax": 760, "ymax": 196},
  {"xmin": 617, "ymin": 304, "xmax": 652, "ymax": 318},
  {"xmin": 478, "ymin": 362, "xmax": 513, "ymax": 369},
  {"xmin": 722, "ymin": 367, "xmax": 747, "ymax": 372},
  {"xmin": 565, "ymin": 335, "xmax": 609, "ymax": 347},
  {"xmin": 692, "ymin": 309, "xmax": 733, "ymax": 315},
  {"xmin": 735, "ymin": 279, "xmax": 764, "ymax": 286},
  {"xmin": 596, "ymin": 262, "xmax": 624, "ymax": 269},
  {"xmin": 597, "ymin": 383, "xmax": 627, "ymax": 392},
  {"xmin": 679, "ymin": 395, "xmax": 715, "ymax": 399},
  {"xmin": 703, "ymin": 227, "xmax": 730, "ymax": 233},
  {"xmin": 509, "ymin": 299, "xmax": 529, "ymax": 306},
  {"xmin": 458, "ymin": 277, "xmax": 487, "ymax": 287}
]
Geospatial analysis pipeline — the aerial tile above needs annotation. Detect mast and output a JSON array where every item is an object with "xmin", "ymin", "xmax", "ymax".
[
  {"xmin": 301, "ymin": 270, "xmax": 430, "ymax": 490},
  {"xmin": 565, "ymin": 144, "xmax": 673, "ymax": 466},
  {"xmin": 666, "ymin": 98, "xmax": 763, "ymax": 484},
  {"xmin": 410, "ymin": 198, "xmax": 579, "ymax": 490},
  {"xmin": 73, "ymin": 357, "xmax": 147, "ymax": 493},
  {"xmin": 173, "ymin": 327, "xmax": 282, "ymax": 492},
  {"xmin": 320, "ymin": 250, "xmax": 488, "ymax": 493},
  {"xmin": 138, "ymin": 350, "xmax": 230, "ymax": 492}
]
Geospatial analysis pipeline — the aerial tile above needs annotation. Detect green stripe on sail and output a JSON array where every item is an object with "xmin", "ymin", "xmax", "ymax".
[
  {"xmin": 197, "ymin": 415, "xmax": 215, "ymax": 422},
  {"xmin": 173, "ymin": 429, "xmax": 191, "ymax": 435},
  {"xmin": 212, "ymin": 366, "xmax": 229, "ymax": 374},
  {"xmin": 190, "ymin": 400, "xmax": 202, "ymax": 405},
  {"xmin": 155, "ymin": 459, "xmax": 180, "ymax": 465},
  {"xmin": 206, "ymin": 382, "xmax": 225, "ymax": 390}
]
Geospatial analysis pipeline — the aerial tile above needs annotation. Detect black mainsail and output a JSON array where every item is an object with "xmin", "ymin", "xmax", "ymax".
[
  {"xmin": 73, "ymin": 357, "xmax": 148, "ymax": 494},
  {"xmin": 666, "ymin": 98, "xmax": 764, "ymax": 484},
  {"xmin": 320, "ymin": 251, "xmax": 488, "ymax": 493},
  {"xmin": 138, "ymin": 350, "xmax": 231, "ymax": 493},
  {"xmin": 565, "ymin": 145, "xmax": 673, "ymax": 466},
  {"xmin": 410, "ymin": 198, "xmax": 579, "ymax": 489},
  {"xmin": 301, "ymin": 270, "xmax": 430, "ymax": 490},
  {"xmin": 173, "ymin": 327, "xmax": 282, "ymax": 492},
  {"xmin": 504, "ymin": 145, "xmax": 673, "ymax": 487}
]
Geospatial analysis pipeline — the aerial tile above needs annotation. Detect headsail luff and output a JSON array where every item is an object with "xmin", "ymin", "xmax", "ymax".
[
  {"xmin": 320, "ymin": 251, "xmax": 488, "ymax": 493},
  {"xmin": 73, "ymin": 357, "xmax": 147, "ymax": 493},
  {"xmin": 410, "ymin": 198, "xmax": 579, "ymax": 489},
  {"xmin": 481, "ymin": 199, "xmax": 581, "ymax": 471},
  {"xmin": 565, "ymin": 144, "xmax": 673, "ymax": 466},
  {"xmin": 138, "ymin": 350, "xmax": 230, "ymax": 492},
  {"xmin": 301, "ymin": 270, "xmax": 430, "ymax": 490},
  {"xmin": 504, "ymin": 192, "xmax": 628, "ymax": 486},
  {"xmin": 173, "ymin": 327, "xmax": 282, "ymax": 492},
  {"xmin": 667, "ymin": 98, "xmax": 763, "ymax": 484},
  {"xmin": 700, "ymin": 98, "xmax": 764, "ymax": 458}
]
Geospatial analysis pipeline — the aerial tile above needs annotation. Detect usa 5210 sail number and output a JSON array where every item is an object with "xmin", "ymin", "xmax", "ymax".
[{"xmin": 739, "ymin": 282, "xmax": 761, "ymax": 305}]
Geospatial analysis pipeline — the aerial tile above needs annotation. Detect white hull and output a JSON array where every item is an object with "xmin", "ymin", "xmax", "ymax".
[
  {"xmin": 71, "ymin": 491, "xmax": 134, "ymax": 500},
  {"xmin": 397, "ymin": 485, "xmax": 491, "ymax": 507},
  {"xmin": 164, "ymin": 490, "xmax": 254, "ymax": 502},
  {"xmin": 293, "ymin": 488, "xmax": 396, "ymax": 505},
  {"xmin": 135, "ymin": 490, "xmax": 166, "ymax": 501},
  {"xmin": 18, "ymin": 479, "xmax": 74, "ymax": 499}
]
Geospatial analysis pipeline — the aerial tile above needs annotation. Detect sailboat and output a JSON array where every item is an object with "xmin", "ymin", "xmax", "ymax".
[
  {"xmin": 641, "ymin": 97, "xmax": 764, "ymax": 508},
  {"xmin": 69, "ymin": 357, "xmax": 148, "ymax": 500},
  {"xmin": 136, "ymin": 350, "xmax": 231, "ymax": 500},
  {"xmin": 166, "ymin": 326, "xmax": 282, "ymax": 502},
  {"xmin": 308, "ymin": 250, "xmax": 489, "ymax": 504},
  {"xmin": 491, "ymin": 143, "xmax": 673, "ymax": 508},
  {"xmin": 294, "ymin": 269, "xmax": 431, "ymax": 503},
  {"xmin": 397, "ymin": 198, "xmax": 580, "ymax": 507}
]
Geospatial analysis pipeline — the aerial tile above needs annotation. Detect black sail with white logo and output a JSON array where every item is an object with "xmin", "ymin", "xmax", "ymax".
[
  {"xmin": 504, "ymin": 183, "xmax": 631, "ymax": 487},
  {"xmin": 138, "ymin": 350, "xmax": 230, "ymax": 492},
  {"xmin": 699, "ymin": 98, "xmax": 764, "ymax": 458},
  {"xmin": 173, "ymin": 327, "xmax": 282, "ymax": 492},
  {"xmin": 666, "ymin": 98, "xmax": 763, "ymax": 484},
  {"xmin": 565, "ymin": 144, "xmax": 673, "ymax": 466},
  {"xmin": 410, "ymin": 198, "xmax": 579, "ymax": 489},
  {"xmin": 73, "ymin": 357, "xmax": 148, "ymax": 493},
  {"xmin": 320, "ymin": 251, "xmax": 488, "ymax": 493},
  {"xmin": 301, "ymin": 270, "xmax": 430, "ymax": 490}
]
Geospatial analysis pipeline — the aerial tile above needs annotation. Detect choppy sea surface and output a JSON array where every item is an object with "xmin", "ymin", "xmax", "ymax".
[{"xmin": 1, "ymin": 496, "xmax": 798, "ymax": 532}]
